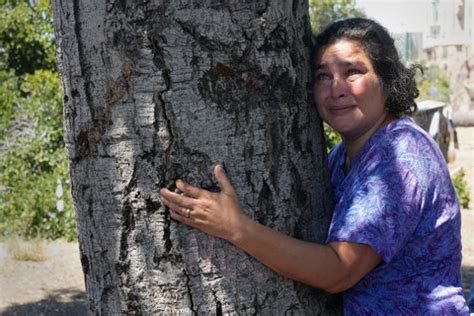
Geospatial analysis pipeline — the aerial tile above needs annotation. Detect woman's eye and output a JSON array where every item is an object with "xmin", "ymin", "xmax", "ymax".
[
  {"xmin": 315, "ymin": 73, "xmax": 331, "ymax": 81},
  {"xmin": 347, "ymin": 69, "xmax": 362, "ymax": 77}
]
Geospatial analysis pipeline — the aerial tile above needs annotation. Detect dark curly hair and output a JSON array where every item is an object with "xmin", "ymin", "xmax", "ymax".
[{"xmin": 313, "ymin": 18, "xmax": 421, "ymax": 117}]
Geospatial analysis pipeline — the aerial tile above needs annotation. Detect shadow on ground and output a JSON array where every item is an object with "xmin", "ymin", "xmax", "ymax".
[
  {"xmin": 0, "ymin": 267, "xmax": 471, "ymax": 315},
  {"xmin": 1, "ymin": 289, "xmax": 87, "ymax": 316}
]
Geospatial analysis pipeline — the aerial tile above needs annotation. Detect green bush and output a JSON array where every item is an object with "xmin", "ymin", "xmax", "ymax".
[
  {"xmin": 309, "ymin": 0, "xmax": 365, "ymax": 33},
  {"xmin": 452, "ymin": 168, "xmax": 470, "ymax": 209},
  {"xmin": 323, "ymin": 123, "xmax": 342, "ymax": 153},
  {"xmin": 0, "ymin": 0, "xmax": 76, "ymax": 241},
  {"xmin": 415, "ymin": 61, "xmax": 451, "ymax": 103},
  {"xmin": 0, "ymin": 70, "xmax": 76, "ymax": 241},
  {"xmin": 0, "ymin": 0, "xmax": 56, "ymax": 75},
  {"xmin": 0, "ymin": 70, "xmax": 19, "ymax": 136},
  {"xmin": 0, "ymin": 138, "xmax": 75, "ymax": 240}
]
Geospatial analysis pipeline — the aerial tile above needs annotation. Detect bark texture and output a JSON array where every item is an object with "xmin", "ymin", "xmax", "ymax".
[{"xmin": 53, "ymin": 1, "xmax": 338, "ymax": 314}]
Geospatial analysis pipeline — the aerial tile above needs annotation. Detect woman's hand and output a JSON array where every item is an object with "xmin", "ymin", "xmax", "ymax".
[
  {"xmin": 160, "ymin": 166, "xmax": 381, "ymax": 292},
  {"xmin": 159, "ymin": 164, "xmax": 247, "ymax": 243}
]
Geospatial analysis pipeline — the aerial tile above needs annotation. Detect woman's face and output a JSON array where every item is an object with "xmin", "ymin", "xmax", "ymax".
[{"xmin": 313, "ymin": 39, "xmax": 388, "ymax": 141}]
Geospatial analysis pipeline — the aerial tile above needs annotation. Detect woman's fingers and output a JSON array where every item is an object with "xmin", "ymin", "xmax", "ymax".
[
  {"xmin": 214, "ymin": 164, "xmax": 235, "ymax": 195},
  {"xmin": 161, "ymin": 196, "xmax": 186, "ymax": 215},
  {"xmin": 160, "ymin": 188, "xmax": 195, "ymax": 209},
  {"xmin": 162, "ymin": 195, "xmax": 204, "ymax": 220},
  {"xmin": 164, "ymin": 165, "xmax": 233, "ymax": 201},
  {"xmin": 170, "ymin": 208, "xmax": 191, "ymax": 222},
  {"xmin": 176, "ymin": 179, "xmax": 205, "ymax": 199},
  {"xmin": 159, "ymin": 168, "xmax": 246, "ymax": 241},
  {"xmin": 169, "ymin": 205, "xmax": 200, "ymax": 226}
]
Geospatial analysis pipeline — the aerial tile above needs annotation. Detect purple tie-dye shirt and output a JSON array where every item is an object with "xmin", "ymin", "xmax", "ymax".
[{"xmin": 327, "ymin": 118, "xmax": 469, "ymax": 315}]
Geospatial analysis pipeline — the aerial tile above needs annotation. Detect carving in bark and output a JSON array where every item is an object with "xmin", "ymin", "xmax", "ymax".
[{"xmin": 52, "ymin": 1, "xmax": 339, "ymax": 314}]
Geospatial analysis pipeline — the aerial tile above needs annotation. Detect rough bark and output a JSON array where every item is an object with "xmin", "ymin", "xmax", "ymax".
[{"xmin": 53, "ymin": 1, "xmax": 338, "ymax": 314}]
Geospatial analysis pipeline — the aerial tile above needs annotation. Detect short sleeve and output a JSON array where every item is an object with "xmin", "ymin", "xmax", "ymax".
[{"xmin": 327, "ymin": 140, "xmax": 426, "ymax": 264}]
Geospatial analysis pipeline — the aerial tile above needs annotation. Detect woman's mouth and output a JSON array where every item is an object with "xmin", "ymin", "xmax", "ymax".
[{"xmin": 328, "ymin": 105, "xmax": 355, "ymax": 115}]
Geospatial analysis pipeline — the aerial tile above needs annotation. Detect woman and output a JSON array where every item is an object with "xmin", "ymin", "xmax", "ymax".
[{"xmin": 160, "ymin": 18, "xmax": 469, "ymax": 314}]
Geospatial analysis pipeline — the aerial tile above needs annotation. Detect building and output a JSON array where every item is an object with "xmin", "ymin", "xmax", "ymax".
[
  {"xmin": 393, "ymin": 32, "xmax": 424, "ymax": 62},
  {"xmin": 423, "ymin": 0, "xmax": 473, "ymax": 74},
  {"xmin": 423, "ymin": 0, "xmax": 474, "ymax": 115}
]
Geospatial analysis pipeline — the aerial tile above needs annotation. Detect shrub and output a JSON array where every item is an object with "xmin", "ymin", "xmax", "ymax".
[
  {"xmin": 6, "ymin": 236, "xmax": 47, "ymax": 262},
  {"xmin": 323, "ymin": 123, "xmax": 342, "ymax": 153},
  {"xmin": 0, "ymin": 1, "xmax": 76, "ymax": 241},
  {"xmin": 452, "ymin": 168, "xmax": 470, "ymax": 209},
  {"xmin": 0, "ymin": 70, "xmax": 76, "ymax": 241}
]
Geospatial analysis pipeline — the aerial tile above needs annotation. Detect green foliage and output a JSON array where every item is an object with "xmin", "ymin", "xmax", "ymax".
[
  {"xmin": 309, "ymin": 0, "xmax": 366, "ymax": 33},
  {"xmin": 0, "ymin": 70, "xmax": 19, "ymax": 137},
  {"xmin": 415, "ymin": 62, "xmax": 451, "ymax": 102},
  {"xmin": 0, "ymin": 0, "xmax": 76, "ymax": 240},
  {"xmin": 323, "ymin": 123, "xmax": 342, "ymax": 152},
  {"xmin": 452, "ymin": 168, "xmax": 470, "ymax": 209},
  {"xmin": 0, "ymin": 0, "xmax": 56, "ymax": 75},
  {"xmin": 0, "ymin": 69, "xmax": 76, "ymax": 241}
]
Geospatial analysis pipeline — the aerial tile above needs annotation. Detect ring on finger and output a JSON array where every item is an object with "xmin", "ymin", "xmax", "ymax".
[{"xmin": 185, "ymin": 208, "xmax": 192, "ymax": 218}]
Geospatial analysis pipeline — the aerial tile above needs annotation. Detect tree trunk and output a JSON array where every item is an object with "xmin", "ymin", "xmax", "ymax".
[{"xmin": 52, "ymin": 1, "xmax": 338, "ymax": 314}]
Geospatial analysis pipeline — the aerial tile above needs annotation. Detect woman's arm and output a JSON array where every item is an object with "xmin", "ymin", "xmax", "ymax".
[{"xmin": 159, "ymin": 165, "xmax": 381, "ymax": 293}]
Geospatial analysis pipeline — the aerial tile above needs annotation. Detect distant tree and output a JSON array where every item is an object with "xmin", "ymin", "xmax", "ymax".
[
  {"xmin": 0, "ymin": 0, "xmax": 56, "ymax": 75},
  {"xmin": 309, "ymin": 0, "xmax": 366, "ymax": 33},
  {"xmin": 0, "ymin": 0, "xmax": 75, "ymax": 240},
  {"xmin": 415, "ymin": 62, "xmax": 451, "ymax": 102}
]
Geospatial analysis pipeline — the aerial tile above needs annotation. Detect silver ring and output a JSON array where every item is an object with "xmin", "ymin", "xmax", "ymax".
[{"xmin": 185, "ymin": 208, "xmax": 192, "ymax": 218}]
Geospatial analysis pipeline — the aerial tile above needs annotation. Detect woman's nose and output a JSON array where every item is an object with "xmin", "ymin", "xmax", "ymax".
[{"xmin": 330, "ymin": 77, "xmax": 348, "ymax": 99}]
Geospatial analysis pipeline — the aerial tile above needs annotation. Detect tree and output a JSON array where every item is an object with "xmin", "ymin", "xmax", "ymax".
[
  {"xmin": 53, "ymin": 1, "xmax": 338, "ymax": 314},
  {"xmin": 0, "ymin": 0, "xmax": 76, "ymax": 240},
  {"xmin": 309, "ymin": 0, "xmax": 366, "ymax": 33},
  {"xmin": 0, "ymin": 0, "xmax": 56, "ymax": 75},
  {"xmin": 415, "ymin": 61, "xmax": 451, "ymax": 103},
  {"xmin": 0, "ymin": 69, "xmax": 75, "ymax": 240}
]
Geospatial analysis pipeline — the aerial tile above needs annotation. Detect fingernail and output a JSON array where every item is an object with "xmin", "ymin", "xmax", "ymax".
[{"xmin": 221, "ymin": 162, "xmax": 227, "ymax": 172}]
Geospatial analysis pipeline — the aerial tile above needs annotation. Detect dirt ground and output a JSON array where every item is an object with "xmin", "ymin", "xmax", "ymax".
[
  {"xmin": 0, "ymin": 240, "xmax": 87, "ymax": 315},
  {"xmin": 450, "ymin": 127, "xmax": 474, "ymax": 301},
  {"xmin": 0, "ymin": 127, "xmax": 473, "ymax": 314}
]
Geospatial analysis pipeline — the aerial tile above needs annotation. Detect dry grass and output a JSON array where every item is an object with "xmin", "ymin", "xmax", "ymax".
[{"xmin": 6, "ymin": 236, "xmax": 47, "ymax": 262}]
